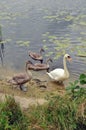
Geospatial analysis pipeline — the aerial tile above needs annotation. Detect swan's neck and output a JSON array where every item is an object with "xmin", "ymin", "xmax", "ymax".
[
  {"xmin": 63, "ymin": 57, "xmax": 69, "ymax": 77},
  {"xmin": 27, "ymin": 69, "xmax": 32, "ymax": 78}
]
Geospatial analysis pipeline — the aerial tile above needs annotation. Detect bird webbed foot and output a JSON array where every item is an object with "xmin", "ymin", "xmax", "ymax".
[
  {"xmin": 19, "ymin": 85, "xmax": 27, "ymax": 92},
  {"xmin": 56, "ymin": 81, "xmax": 63, "ymax": 85}
]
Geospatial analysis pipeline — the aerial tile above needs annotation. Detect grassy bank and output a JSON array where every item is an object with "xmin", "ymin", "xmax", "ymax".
[
  {"xmin": 27, "ymin": 74, "xmax": 86, "ymax": 130},
  {"xmin": 0, "ymin": 74, "xmax": 86, "ymax": 130}
]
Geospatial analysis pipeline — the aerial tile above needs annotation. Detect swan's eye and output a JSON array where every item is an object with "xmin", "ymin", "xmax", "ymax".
[{"xmin": 68, "ymin": 56, "xmax": 71, "ymax": 58}]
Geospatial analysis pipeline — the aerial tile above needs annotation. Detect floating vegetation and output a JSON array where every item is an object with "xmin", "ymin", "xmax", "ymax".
[
  {"xmin": 42, "ymin": 10, "xmax": 86, "ymax": 61},
  {"xmin": 69, "ymin": 14, "xmax": 86, "ymax": 29},
  {"xmin": 76, "ymin": 53, "xmax": 86, "ymax": 57},
  {"xmin": 43, "ymin": 15, "xmax": 58, "ymax": 20},
  {"xmin": 16, "ymin": 40, "xmax": 30, "ymax": 46},
  {"xmin": 0, "ymin": 39, "xmax": 12, "ymax": 44},
  {"xmin": 76, "ymin": 49, "xmax": 86, "ymax": 57},
  {"xmin": 42, "ymin": 25, "xmax": 86, "ymax": 59},
  {"xmin": 43, "ymin": 10, "xmax": 75, "ymax": 24},
  {"xmin": 48, "ymin": 35, "xmax": 57, "ymax": 40},
  {"xmin": 79, "ymin": 21, "xmax": 86, "ymax": 26},
  {"xmin": 69, "ymin": 39, "xmax": 86, "ymax": 57},
  {"xmin": 42, "ymin": 32, "xmax": 50, "ymax": 37},
  {"xmin": 64, "ymin": 15, "xmax": 74, "ymax": 21},
  {"xmin": 42, "ymin": 39, "xmax": 46, "ymax": 43},
  {"xmin": 42, "ymin": 32, "xmax": 70, "ymax": 59},
  {"xmin": 43, "ymin": 45, "xmax": 48, "ymax": 50}
]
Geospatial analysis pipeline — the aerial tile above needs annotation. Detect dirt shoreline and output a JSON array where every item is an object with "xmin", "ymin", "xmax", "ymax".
[
  {"xmin": 0, "ymin": 77, "xmax": 66, "ymax": 109},
  {"xmin": 0, "ymin": 67, "xmax": 74, "ymax": 109},
  {"xmin": 0, "ymin": 92, "xmax": 47, "ymax": 109}
]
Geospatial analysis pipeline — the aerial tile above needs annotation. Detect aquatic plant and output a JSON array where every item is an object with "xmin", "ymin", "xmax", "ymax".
[
  {"xmin": 42, "ymin": 32, "xmax": 70, "ymax": 59},
  {"xmin": 16, "ymin": 40, "xmax": 30, "ymax": 46}
]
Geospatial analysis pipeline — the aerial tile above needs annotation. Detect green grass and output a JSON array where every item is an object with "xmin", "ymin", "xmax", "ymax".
[
  {"xmin": 27, "ymin": 74, "xmax": 86, "ymax": 130},
  {"xmin": 0, "ymin": 74, "xmax": 86, "ymax": 130},
  {"xmin": 0, "ymin": 96, "xmax": 28, "ymax": 130}
]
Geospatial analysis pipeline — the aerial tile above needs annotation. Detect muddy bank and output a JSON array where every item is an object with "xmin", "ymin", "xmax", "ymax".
[
  {"xmin": 0, "ymin": 66, "xmax": 73, "ymax": 109},
  {"xmin": 0, "ymin": 93, "xmax": 47, "ymax": 109},
  {"xmin": 0, "ymin": 76, "xmax": 65, "ymax": 109}
]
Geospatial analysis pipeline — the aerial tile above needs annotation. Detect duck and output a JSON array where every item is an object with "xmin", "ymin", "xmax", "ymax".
[
  {"xmin": 8, "ymin": 63, "xmax": 32, "ymax": 91},
  {"xmin": 47, "ymin": 54, "xmax": 72, "ymax": 83},
  {"xmin": 26, "ymin": 58, "xmax": 52, "ymax": 71},
  {"xmin": 29, "ymin": 48, "xmax": 45, "ymax": 63}
]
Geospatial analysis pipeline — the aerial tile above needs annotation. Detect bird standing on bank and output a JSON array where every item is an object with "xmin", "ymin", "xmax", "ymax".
[
  {"xmin": 47, "ymin": 54, "xmax": 72, "ymax": 83},
  {"xmin": 8, "ymin": 63, "xmax": 32, "ymax": 91}
]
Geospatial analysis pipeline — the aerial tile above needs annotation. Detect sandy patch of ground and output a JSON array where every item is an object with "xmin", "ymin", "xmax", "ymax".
[
  {"xmin": 0, "ymin": 92, "xmax": 47, "ymax": 109},
  {"xmin": 0, "ymin": 67, "xmax": 67, "ymax": 109},
  {"xmin": 0, "ymin": 77, "xmax": 65, "ymax": 109}
]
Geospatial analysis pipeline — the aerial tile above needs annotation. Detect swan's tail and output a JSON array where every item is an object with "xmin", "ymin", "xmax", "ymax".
[
  {"xmin": 46, "ymin": 72, "xmax": 54, "ymax": 80},
  {"xmin": 46, "ymin": 72, "xmax": 49, "ymax": 75},
  {"xmin": 46, "ymin": 72, "xmax": 51, "ymax": 77}
]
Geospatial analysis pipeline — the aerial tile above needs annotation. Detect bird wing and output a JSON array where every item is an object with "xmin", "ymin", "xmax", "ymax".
[
  {"xmin": 35, "ymin": 63, "xmax": 46, "ymax": 67},
  {"xmin": 48, "ymin": 68, "xmax": 64, "ymax": 80},
  {"xmin": 13, "ymin": 73, "xmax": 29, "ymax": 84},
  {"xmin": 30, "ymin": 52, "xmax": 41, "ymax": 59}
]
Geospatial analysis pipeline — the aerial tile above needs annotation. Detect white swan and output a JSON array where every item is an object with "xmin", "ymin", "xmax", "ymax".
[{"xmin": 47, "ymin": 54, "xmax": 72, "ymax": 83}]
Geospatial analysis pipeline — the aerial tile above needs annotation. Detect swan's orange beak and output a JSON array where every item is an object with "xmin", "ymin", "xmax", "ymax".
[
  {"xmin": 68, "ymin": 57, "xmax": 72, "ymax": 62},
  {"xmin": 67, "ymin": 55, "xmax": 72, "ymax": 62}
]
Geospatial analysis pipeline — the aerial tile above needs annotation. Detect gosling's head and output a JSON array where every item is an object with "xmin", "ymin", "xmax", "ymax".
[{"xmin": 40, "ymin": 48, "xmax": 45, "ymax": 53}]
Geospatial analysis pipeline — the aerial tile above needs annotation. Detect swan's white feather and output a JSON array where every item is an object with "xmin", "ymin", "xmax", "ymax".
[
  {"xmin": 47, "ymin": 54, "xmax": 71, "ymax": 82},
  {"xmin": 47, "ymin": 68, "xmax": 64, "ymax": 80}
]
